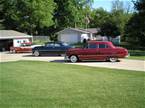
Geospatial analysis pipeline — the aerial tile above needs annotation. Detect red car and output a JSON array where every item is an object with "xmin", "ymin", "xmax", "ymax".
[
  {"xmin": 65, "ymin": 41, "xmax": 128, "ymax": 62},
  {"xmin": 10, "ymin": 43, "xmax": 41, "ymax": 53}
]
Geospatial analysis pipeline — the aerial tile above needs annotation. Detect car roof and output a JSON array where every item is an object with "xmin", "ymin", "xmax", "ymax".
[
  {"xmin": 88, "ymin": 41, "xmax": 112, "ymax": 44},
  {"xmin": 45, "ymin": 41, "xmax": 62, "ymax": 44}
]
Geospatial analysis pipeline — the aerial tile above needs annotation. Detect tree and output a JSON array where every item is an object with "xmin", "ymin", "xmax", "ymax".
[
  {"xmin": 2, "ymin": 0, "xmax": 55, "ymax": 35},
  {"xmin": 125, "ymin": 0, "xmax": 145, "ymax": 46},
  {"xmin": 99, "ymin": 20, "xmax": 120, "ymax": 41},
  {"xmin": 53, "ymin": 0, "xmax": 93, "ymax": 30},
  {"xmin": 111, "ymin": 0, "xmax": 132, "ymax": 36},
  {"xmin": 89, "ymin": 8, "xmax": 110, "ymax": 28},
  {"xmin": 0, "ymin": 0, "xmax": 5, "ymax": 29}
]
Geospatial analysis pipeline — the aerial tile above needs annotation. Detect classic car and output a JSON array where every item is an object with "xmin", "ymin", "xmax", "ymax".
[
  {"xmin": 10, "ymin": 42, "xmax": 41, "ymax": 53},
  {"xmin": 65, "ymin": 41, "xmax": 128, "ymax": 62},
  {"xmin": 32, "ymin": 42, "xmax": 73, "ymax": 56}
]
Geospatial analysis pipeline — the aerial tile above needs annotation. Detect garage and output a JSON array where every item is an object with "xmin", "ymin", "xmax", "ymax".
[
  {"xmin": 57, "ymin": 28, "xmax": 99, "ymax": 44},
  {"xmin": 0, "ymin": 39, "xmax": 13, "ymax": 51},
  {"xmin": 0, "ymin": 30, "xmax": 32, "ymax": 51}
]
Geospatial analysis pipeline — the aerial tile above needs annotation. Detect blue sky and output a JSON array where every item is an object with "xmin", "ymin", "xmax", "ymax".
[{"xmin": 92, "ymin": 0, "xmax": 135, "ymax": 11}]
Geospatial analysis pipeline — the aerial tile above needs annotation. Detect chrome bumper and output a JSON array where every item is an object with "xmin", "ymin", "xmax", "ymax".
[
  {"xmin": 64, "ymin": 55, "xmax": 70, "ymax": 61},
  {"xmin": 125, "ymin": 53, "xmax": 130, "ymax": 58}
]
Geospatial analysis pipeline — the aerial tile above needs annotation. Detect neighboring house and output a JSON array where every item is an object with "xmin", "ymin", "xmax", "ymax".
[
  {"xmin": 57, "ymin": 28, "xmax": 121, "ymax": 45},
  {"xmin": 57, "ymin": 28, "xmax": 100, "ymax": 44},
  {"xmin": 0, "ymin": 30, "xmax": 32, "ymax": 51}
]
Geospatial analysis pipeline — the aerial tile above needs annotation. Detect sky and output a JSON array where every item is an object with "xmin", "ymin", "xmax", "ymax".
[{"xmin": 92, "ymin": 0, "xmax": 135, "ymax": 11}]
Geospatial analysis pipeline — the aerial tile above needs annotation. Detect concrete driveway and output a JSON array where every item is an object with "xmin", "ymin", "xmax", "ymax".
[{"xmin": 0, "ymin": 52, "xmax": 145, "ymax": 71}]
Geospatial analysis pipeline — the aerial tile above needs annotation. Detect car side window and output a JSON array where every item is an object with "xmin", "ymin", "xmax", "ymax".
[
  {"xmin": 88, "ymin": 43, "xmax": 98, "ymax": 49},
  {"xmin": 54, "ymin": 43, "xmax": 61, "ymax": 47},
  {"xmin": 99, "ymin": 44, "xmax": 108, "ymax": 48},
  {"xmin": 46, "ymin": 43, "xmax": 54, "ymax": 47}
]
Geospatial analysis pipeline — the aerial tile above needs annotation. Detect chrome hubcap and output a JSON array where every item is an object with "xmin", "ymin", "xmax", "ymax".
[
  {"xmin": 34, "ymin": 51, "xmax": 39, "ymax": 56},
  {"xmin": 110, "ymin": 58, "xmax": 117, "ymax": 62},
  {"xmin": 70, "ymin": 56, "xmax": 77, "ymax": 63}
]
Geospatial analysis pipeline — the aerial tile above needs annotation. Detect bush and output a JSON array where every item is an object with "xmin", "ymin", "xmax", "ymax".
[{"xmin": 33, "ymin": 40, "xmax": 49, "ymax": 45}]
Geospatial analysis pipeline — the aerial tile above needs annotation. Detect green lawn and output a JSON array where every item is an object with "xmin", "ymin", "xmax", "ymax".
[
  {"xmin": 127, "ymin": 50, "xmax": 145, "ymax": 60},
  {"xmin": 127, "ymin": 56, "xmax": 145, "ymax": 60},
  {"xmin": 0, "ymin": 61, "xmax": 145, "ymax": 108}
]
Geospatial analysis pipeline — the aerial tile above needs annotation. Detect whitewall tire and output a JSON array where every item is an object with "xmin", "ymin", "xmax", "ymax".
[
  {"xmin": 34, "ymin": 50, "xmax": 40, "ymax": 56},
  {"xmin": 70, "ymin": 55, "xmax": 78, "ymax": 63},
  {"xmin": 109, "ymin": 57, "xmax": 118, "ymax": 62}
]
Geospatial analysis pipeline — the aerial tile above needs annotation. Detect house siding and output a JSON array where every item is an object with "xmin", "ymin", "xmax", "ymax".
[{"xmin": 58, "ymin": 29, "xmax": 81, "ymax": 43}]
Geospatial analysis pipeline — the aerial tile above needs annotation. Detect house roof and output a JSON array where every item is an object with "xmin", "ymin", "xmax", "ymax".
[
  {"xmin": 86, "ymin": 28, "xmax": 100, "ymax": 34},
  {"xmin": 56, "ymin": 28, "xmax": 100, "ymax": 34},
  {"xmin": 0, "ymin": 30, "xmax": 32, "ymax": 40}
]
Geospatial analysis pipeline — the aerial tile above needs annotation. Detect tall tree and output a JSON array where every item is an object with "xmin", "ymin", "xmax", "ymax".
[
  {"xmin": 2, "ymin": 0, "xmax": 55, "ymax": 35},
  {"xmin": 99, "ymin": 19, "xmax": 120, "ymax": 41},
  {"xmin": 89, "ymin": 8, "xmax": 110, "ymax": 28},
  {"xmin": 53, "ymin": 0, "xmax": 93, "ymax": 30},
  {"xmin": 111, "ymin": 0, "xmax": 132, "ymax": 36},
  {"xmin": 125, "ymin": 0, "xmax": 145, "ymax": 46},
  {"xmin": 0, "ymin": 0, "xmax": 5, "ymax": 29}
]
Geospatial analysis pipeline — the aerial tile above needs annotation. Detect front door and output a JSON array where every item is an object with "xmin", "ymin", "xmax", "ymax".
[{"xmin": 78, "ymin": 43, "xmax": 99, "ymax": 60}]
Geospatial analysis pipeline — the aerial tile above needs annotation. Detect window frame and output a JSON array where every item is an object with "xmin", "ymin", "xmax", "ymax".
[{"xmin": 88, "ymin": 43, "xmax": 98, "ymax": 49}]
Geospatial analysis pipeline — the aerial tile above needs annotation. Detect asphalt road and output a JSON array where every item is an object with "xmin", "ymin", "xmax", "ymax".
[{"xmin": 0, "ymin": 52, "xmax": 145, "ymax": 71}]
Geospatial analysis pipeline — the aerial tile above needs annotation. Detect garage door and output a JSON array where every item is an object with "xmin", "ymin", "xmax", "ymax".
[
  {"xmin": 0, "ymin": 39, "xmax": 13, "ymax": 51},
  {"xmin": 60, "ymin": 34, "xmax": 79, "ymax": 43}
]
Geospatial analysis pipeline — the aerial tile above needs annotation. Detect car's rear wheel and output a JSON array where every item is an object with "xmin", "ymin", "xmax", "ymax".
[
  {"xmin": 109, "ymin": 57, "xmax": 118, "ymax": 62},
  {"xmin": 34, "ymin": 50, "xmax": 40, "ymax": 56},
  {"xmin": 70, "ymin": 55, "xmax": 78, "ymax": 63}
]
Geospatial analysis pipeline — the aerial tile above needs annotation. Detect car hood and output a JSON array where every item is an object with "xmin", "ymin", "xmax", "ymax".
[{"xmin": 115, "ymin": 47, "xmax": 128, "ymax": 53}]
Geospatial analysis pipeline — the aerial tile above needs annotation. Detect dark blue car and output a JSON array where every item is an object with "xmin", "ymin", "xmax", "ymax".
[{"xmin": 32, "ymin": 42, "xmax": 72, "ymax": 56}]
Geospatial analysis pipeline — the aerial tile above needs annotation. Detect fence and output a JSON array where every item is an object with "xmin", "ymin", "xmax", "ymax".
[{"xmin": 33, "ymin": 36, "xmax": 50, "ymax": 41}]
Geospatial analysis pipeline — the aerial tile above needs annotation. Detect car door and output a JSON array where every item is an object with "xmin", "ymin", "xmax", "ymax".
[
  {"xmin": 98, "ymin": 44, "xmax": 112, "ymax": 60},
  {"xmin": 53, "ymin": 43, "xmax": 62, "ymax": 55},
  {"xmin": 42, "ymin": 43, "xmax": 55, "ymax": 55},
  {"xmin": 78, "ymin": 43, "xmax": 99, "ymax": 60},
  {"xmin": 21, "ymin": 45, "xmax": 32, "ymax": 52}
]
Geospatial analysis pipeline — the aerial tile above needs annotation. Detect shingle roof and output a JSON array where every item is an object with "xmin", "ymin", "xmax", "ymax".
[
  {"xmin": 0, "ymin": 30, "xmax": 32, "ymax": 39},
  {"xmin": 86, "ymin": 28, "xmax": 100, "ymax": 33},
  {"xmin": 56, "ymin": 28, "xmax": 100, "ymax": 34}
]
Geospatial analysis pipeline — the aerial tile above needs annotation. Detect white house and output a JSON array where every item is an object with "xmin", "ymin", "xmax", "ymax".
[
  {"xmin": 0, "ymin": 30, "xmax": 32, "ymax": 51},
  {"xmin": 57, "ymin": 28, "xmax": 99, "ymax": 44}
]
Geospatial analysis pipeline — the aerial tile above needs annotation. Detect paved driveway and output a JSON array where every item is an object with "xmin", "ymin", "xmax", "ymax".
[{"xmin": 0, "ymin": 52, "xmax": 145, "ymax": 71}]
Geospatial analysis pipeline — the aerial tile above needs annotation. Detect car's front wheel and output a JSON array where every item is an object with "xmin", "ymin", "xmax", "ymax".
[
  {"xmin": 33, "ymin": 50, "xmax": 40, "ymax": 56},
  {"xmin": 109, "ymin": 57, "xmax": 118, "ymax": 62},
  {"xmin": 70, "ymin": 55, "xmax": 78, "ymax": 63}
]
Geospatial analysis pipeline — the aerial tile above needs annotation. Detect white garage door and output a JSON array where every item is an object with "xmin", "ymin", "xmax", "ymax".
[{"xmin": 60, "ymin": 33, "xmax": 79, "ymax": 43}]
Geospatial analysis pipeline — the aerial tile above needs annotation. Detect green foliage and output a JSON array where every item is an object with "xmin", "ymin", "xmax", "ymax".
[
  {"xmin": 90, "ymin": 0, "xmax": 132, "ymax": 40},
  {"xmin": 99, "ymin": 20, "xmax": 121, "ymax": 39},
  {"xmin": 33, "ymin": 39, "xmax": 48, "ymax": 45},
  {"xmin": 90, "ymin": 8, "xmax": 110, "ymax": 28},
  {"xmin": 125, "ymin": 0, "xmax": 145, "ymax": 46},
  {"xmin": 2, "ymin": 0, "xmax": 55, "ymax": 35},
  {"xmin": 53, "ymin": 0, "xmax": 93, "ymax": 29}
]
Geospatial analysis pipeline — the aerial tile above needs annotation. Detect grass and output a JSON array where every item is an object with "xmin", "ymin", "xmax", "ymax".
[
  {"xmin": 0, "ymin": 61, "xmax": 145, "ymax": 108},
  {"xmin": 127, "ymin": 56, "xmax": 145, "ymax": 60},
  {"xmin": 127, "ymin": 50, "xmax": 145, "ymax": 60}
]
